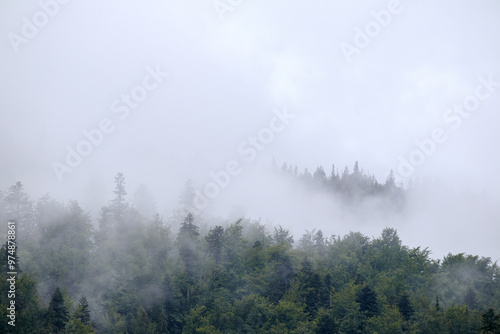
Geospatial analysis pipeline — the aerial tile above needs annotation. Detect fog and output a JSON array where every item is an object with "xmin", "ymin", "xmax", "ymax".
[{"xmin": 1, "ymin": 0, "xmax": 500, "ymax": 261}]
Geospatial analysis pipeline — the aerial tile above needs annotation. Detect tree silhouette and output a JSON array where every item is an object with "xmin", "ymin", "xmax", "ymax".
[
  {"xmin": 110, "ymin": 172, "xmax": 128, "ymax": 219},
  {"xmin": 357, "ymin": 285, "xmax": 379, "ymax": 318},
  {"xmin": 46, "ymin": 287, "xmax": 69, "ymax": 332},
  {"xmin": 205, "ymin": 226, "xmax": 224, "ymax": 267}
]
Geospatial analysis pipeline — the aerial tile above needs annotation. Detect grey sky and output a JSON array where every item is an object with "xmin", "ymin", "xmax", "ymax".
[{"xmin": 1, "ymin": 0, "xmax": 499, "ymax": 260}]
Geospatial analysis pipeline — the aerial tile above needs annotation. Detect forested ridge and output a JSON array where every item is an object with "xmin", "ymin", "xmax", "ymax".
[{"xmin": 0, "ymin": 165, "xmax": 499, "ymax": 333}]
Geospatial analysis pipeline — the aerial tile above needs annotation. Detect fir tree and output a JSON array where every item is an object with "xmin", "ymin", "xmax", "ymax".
[
  {"xmin": 481, "ymin": 308, "xmax": 500, "ymax": 334},
  {"xmin": 157, "ymin": 309, "xmax": 170, "ymax": 334},
  {"xmin": 46, "ymin": 287, "xmax": 69, "ymax": 333},
  {"xmin": 110, "ymin": 172, "xmax": 128, "ymax": 219},
  {"xmin": 74, "ymin": 295, "xmax": 92, "ymax": 325},
  {"xmin": 205, "ymin": 226, "xmax": 224, "ymax": 267},
  {"xmin": 397, "ymin": 293, "xmax": 414, "ymax": 321},
  {"xmin": 357, "ymin": 285, "xmax": 379, "ymax": 318}
]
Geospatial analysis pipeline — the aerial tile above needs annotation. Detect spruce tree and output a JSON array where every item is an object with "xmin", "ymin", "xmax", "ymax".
[
  {"xmin": 481, "ymin": 308, "xmax": 500, "ymax": 333},
  {"xmin": 205, "ymin": 226, "xmax": 224, "ymax": 267},
  {"xmin": 110, "ymin": 172, "xmax": 128, "ymax": 220},
  {"xmin": 357, "ymin": 285, "xmax": 379, "ymax": 318},
  {"xmin": 157, "ymin": 309, "xmax": 170, "ymax": 334},
  {"xmin": 74, "ymin": 295, "xmax": 92, "ymax": 325},
  {"xmin": 177, "ymin": 213, "xmax": 200, "ymax": 272},
  {"xmin": 397, "ymin": 293, "xmax": 414, "ymax": 321},
  {"xmin": 46, "ymin": 287, "xmax": 69, "ymax": 333}
]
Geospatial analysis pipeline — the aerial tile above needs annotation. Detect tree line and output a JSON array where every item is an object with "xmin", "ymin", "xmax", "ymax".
[{"xmin": 0, "ymin": 171, "xmax": 499, "ymax": 333}]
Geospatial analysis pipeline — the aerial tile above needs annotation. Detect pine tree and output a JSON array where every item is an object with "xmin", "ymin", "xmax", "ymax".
[
  {"xmin": 74, "ymin": 295, "xmax": 92, "ymax": 325},
  {"xmin": 435, "ymin": 295, "xmax": 441, "ymax": 312},
  {"xmin": 313, "ymin": 166, "xmax": 327, "ymax": 185},
  {"xmin": 46, "ymin": 287, "xmax": 69, "ymax": 332},
  {"xmin": 329, "ymin": 164, "xmax": 338, "ymax": 184},
  {"xmin": 353, "ymin": 161, "xmax": 360, "ymax": 175},
  {"xmin": 110, "ymin": 172, "xmax": 128, "ymax": 219},
  {"xmin": 157, "ymin": 309, "xmax": 170, "ymax": 334},
  {"xmin": 397, "ymin": 293, "xmax": 414, "ymax": 321},
  {"xmin": 385, "ymin": 170, "xmax": 396, "ymax": 188},
  {"xmin": 481, "ymin": 308, "xmax": 500, "ymax": 333},
  {"xmin": 357, "ymin": 285, "xmax": 379, "ymax": 318},
  {"xmin": 298, "ymin": 258, "xmax": 322, "ymax": 314},
  {"xmin": 177, "ymin": 213, "xmax": 200, "ymax": 277},
  {"xmin": 5, "ymin": 181, "xmax": 35, "ymax": 238},
  {"xmin": 205, "ymin": 226, "xmax": 224, "ymax": 267}
]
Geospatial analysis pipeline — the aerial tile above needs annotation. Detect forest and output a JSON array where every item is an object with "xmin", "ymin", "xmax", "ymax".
[{"xmin": 0, "ymin": 164, "xmax": 499, "ymax": 333}]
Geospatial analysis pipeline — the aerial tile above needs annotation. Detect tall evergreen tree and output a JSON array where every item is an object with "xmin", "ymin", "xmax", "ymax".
[
  {"xmin": 46, "ymin": 287, "xmax": 69, "ymax": 333},
  {"xmin": 74, "ymin": 295, "xmax": 92, "ymax": 325},
  {"xmin": 177, "ymin": 213, "xmax": 200, "ymax": 279},
  {"xmin": 157, "ymin": 309, "xmax": 170, "ymax": 334},
  {"xmin": 481, "ymin": 308, "xmax": 500, "ymax": 334},
  {"xmin": 4, "ymin": 181, "xmax": 34, "ymax": 239},
  {"xmin": 397, "ymin": 293, "xmax": 414, "ymax": 321},
  {"xmin": 110, "ymin": 172, "xmax": 128, "ymax": 219},
  {"xmin": 435, "ymin": 295, "xmax": 441, "ymax": 312},
  {"xmin": 205, "ymin": 226, "xmax": 224, "ymax": 267},
  {"xmin": 357, "ymin": 285, "xmax": 379, "ymax": 318},
  {"xmin": 298, "ymin": 258, "xmax": 322, "ymax": 314}
]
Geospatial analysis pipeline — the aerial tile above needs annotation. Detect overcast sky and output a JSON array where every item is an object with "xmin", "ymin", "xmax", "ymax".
[{"xmin": 1, "ymin": 0, "xmax": 499, "ymax": 260}]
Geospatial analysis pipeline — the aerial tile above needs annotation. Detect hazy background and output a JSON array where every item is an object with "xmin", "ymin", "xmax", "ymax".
[{"xmin": 1, "ymin": 0, "xmax": 499, "ymax": 261}]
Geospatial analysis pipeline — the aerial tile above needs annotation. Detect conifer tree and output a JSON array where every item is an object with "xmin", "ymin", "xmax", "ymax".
[
  {"xmin": 357, "ymin": 285, "xmax": 379, "ymax": 318},
  {"xmin": 397, "ymin": 293, "xmax": 414, "ymax": 321},
  {"xmin": 157, "ymin": 309, "xmax": 170, "ymax": 334},
  {"xmin": 74, "ymin": 295, "xmax": 92, "ymax": 325},
  {"xmin": 110, "ymin": 172, "xmax": 128, "ymax": 220},
  {"xmin": 46, "ymin": 287, "xmax": 69, "ymax": 333},
  {"xmin": 481, "ymin": 308, "xmax": 500, "ymax": 333},
  {"xmin": 177, "ymin": 213, "xmax": 200, "ymax": 279},
  {"xmin": 205, "ymin": 226, "xmax": 224, "ymax": 267}
]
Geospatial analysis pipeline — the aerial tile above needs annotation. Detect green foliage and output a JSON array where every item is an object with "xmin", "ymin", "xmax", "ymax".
[
  {"xmin": 67, "ymin": 318, "xmax": 95, "ymax": 334},
  {"xmin": 315, "ymin": 307, "xmax": 339, "ymax": 333},
  {"xmin": 232, "ymin": 294, "xmax": 272, "ymax": 332},
  {"xmin": 365, "ymin": 306, "xmax": 404, "ymax": 334},
  {"xmin": 296, "ymin": 257, "xmax": 322, "ymax": 315},
  {"xmin": 1, "ymin": 177, "xmax": 500, "ymax": 333},
  {"xmin": 177, "ymin": 213, "xmax": 200, "ymax": 278},
  {"xmin": 46, "ymin": 287, "xmax": 69, "ymax": 333},
  {"xmin": 357, "ymin": 285, "xmax": 379, "ymax": 318},
  {"xmin": 205, "ymin": 226, "xmax": 224, "ymax": 267},
  {"xmin": 263, "ymin": 299, "xmax": 311, "ymax": 332},
  {"xmin": 481, "ymin": 308, "xmax": 500, "ymax": 333},
  {"xmin": 272, "ymin": 225, "xmax": 294, "ymax": 246},
  {"xmin": 397, "ymin": 293, "xmax": 414, "ymax": 321},
  {"xmin": 74, "ymin": 295, "xmax": 92, "ymax": 326},
  {"xmin": 0, "ymin": 270, "xmax": 44, "ymax": 333}
]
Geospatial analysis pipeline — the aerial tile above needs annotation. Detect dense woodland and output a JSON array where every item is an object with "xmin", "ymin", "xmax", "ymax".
[{"xmin": 0, "ymin": 163, "xmax": 499, "ymax": 333}]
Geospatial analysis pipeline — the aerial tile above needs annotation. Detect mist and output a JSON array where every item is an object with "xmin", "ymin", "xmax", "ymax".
[
  {"xmin": 1, "ymin": 1, "xmax": 500, "ymax": 332},
  {"xmin": 2, "ymin": 0, "xmax": 499, "ymax": 262}
]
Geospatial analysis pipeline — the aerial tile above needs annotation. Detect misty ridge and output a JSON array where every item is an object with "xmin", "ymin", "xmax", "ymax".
[{"xmin": 1, "ymin": 162, "xmax": 499, "ymax": 333}]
